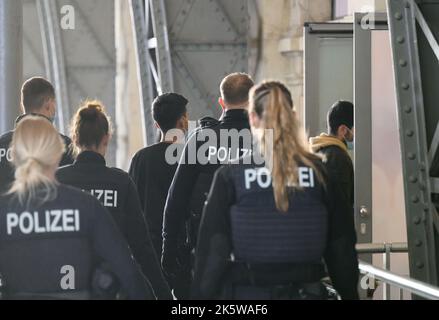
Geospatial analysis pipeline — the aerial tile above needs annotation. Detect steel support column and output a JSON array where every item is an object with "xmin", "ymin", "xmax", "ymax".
[
  {"xmin": 387, "ymin": 0, "xmax": 439, "ymax": 286},
  {"xmin": 130, "ymin": 0, "xmax": 157, "ymax": 146},
  {"xmin": 0, "ymin": 0, "xmax": 22, "ymax": 133},
  {"xmin": 37, "ymin": 0, "xmax": 70, "ymax": 134},
  {"xmin": 150, "ymin": 0, "xmax": 174, "ymax": 93}
]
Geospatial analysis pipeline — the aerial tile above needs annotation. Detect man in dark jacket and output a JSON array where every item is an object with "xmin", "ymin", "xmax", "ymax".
[
  {"xmin": 0, "ymin": 77, "xmax": 74, "ymax": 195},
  {"xmin": 309, "ymin": 100, "xmax": 354, "ymax": 206},
  {"xmin": 162, "ymin": 73, "xmax": 254, "ymax": 299}
]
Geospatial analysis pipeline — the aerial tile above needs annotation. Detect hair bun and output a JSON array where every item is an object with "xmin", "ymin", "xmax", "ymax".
[{"xmin": 79, "ymin": 104, "xmax": 102, "ymax": 121}]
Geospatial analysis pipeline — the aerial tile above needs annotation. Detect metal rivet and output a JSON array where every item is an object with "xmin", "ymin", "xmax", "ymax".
[
  {"xmin": 409, "ymin": 176, "xmax": 418, "ymax": 183},
  {"xmin": 406, "ymin": 130, "xmax": 414, "ymax": 137},
  {"xmin": 419, "ymin": 183, "xmax": 426, "ymax": 191},
  {"xmin": 423, "ymin": 205, "xmax": 429, "ymax": 212},
  {"xmin": 408, "ymin": 153, "xmax": 416, "ymax": 160},
  {"xmin": 405, "ymin": 2, "xmax": 411, "ymax": 9},
  {"xmin": 416, "ymin": 261, "xmax": 424, "ymax": 269},
  {"xmin": 399, "ymin": 59, "xmax": 408, "ymax": 67},
  {"xmin": 420, "ymin": 163, "xmax": 426, "ymax": 171},
  {"xmin": 402, "ymin": 83, "xmax": 410, "ymax": 90},
  {"xmin": 413, "ymin": 216, "xmax": 421, "ymax": 225},
  {"xmin": 404, "ymin": 106, "xmax": 412, "ymax": 113},
  {"xmin": 395, "ymin": 12, "xmax": 403, "ymax": 20},
  {"xmin": 397, "ymin": 36, "xmax": 405, "ymax": 44},
  {"xmin": 412, "ymin": 196, "xmax": 420, "ymax": 203},
  {"xmin": 415, "ymin": 239, "xmax": 423, "ymax": 247}
]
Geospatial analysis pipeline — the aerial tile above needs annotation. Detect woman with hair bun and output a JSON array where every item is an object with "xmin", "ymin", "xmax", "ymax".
[
  {"xmin": 57, "ymin": 100, "xmax": 172, "ymax": 300},
  {"xmin": 0, "ymin": 116, "xmax": 152, "ymax": 300},
  {"xmin": 192, "ymin": 81, "xmax": 359, "ymax": 300}
]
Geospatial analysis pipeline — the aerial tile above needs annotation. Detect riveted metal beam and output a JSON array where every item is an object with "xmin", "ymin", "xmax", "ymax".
[
  {"xmin": 130, "ymin": 0, "xmax": 157, "ymax": 146},
  {"xmin": 150, "ymin": 0, "xmax": 174, "ymax": 93},
  {"xmin": 172, "ymin": 51, "xmax": 212, "ymax": 110},
  {"xmin": 169, "ymin": 0, "xmax": 196, "ymax": 38},
  {"xmin": 173, "ymin": 42, "xmax": 246, "ymax": 52},
  {"xmin": 387, "ymin": 0, "xmax": 439, "ymax": 286}
]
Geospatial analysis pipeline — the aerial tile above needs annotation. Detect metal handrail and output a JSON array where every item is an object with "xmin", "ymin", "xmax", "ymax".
[
  {"xmin": 356, "ymin": 242, "xmax": 408, "ymax": 254},
  {"xmin": 359, "ymin": 261, "xmax": 439, "ymax": 300}
]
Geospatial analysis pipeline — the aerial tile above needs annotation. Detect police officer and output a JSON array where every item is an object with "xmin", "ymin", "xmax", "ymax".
[
  {"xmin": 0, "ymin": 77, "xmax": 74, "ymax": 195},
  {"xmin": 0, "ymin": 116, "xmax": 152, "ymax": 300},
  {"xmin": 162, "ymin": 73, "xmax": 254, "ymax": 299},
  {"xmin": 191, "ymin": 81, "xmax": 359, "ymax": 300},
  {"xmin": 57, "ymin": 101, "xmax": 172, "ymax": 300}
]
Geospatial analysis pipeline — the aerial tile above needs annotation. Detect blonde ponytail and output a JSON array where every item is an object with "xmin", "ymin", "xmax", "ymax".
[
  {"xmin": 8, "ymin": 116, "xmax": 65, "ymax": 206},
  {"xmin": 250, "ymin": 81, "xmax": 324, "ymax": 212}
]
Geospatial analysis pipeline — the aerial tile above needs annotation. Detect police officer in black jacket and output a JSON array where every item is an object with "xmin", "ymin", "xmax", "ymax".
[
  {"xmin": 0, "ymin": 77, "xmax": 74, "ymax": 195},
  {"xmin": 162, "ymin": 73, "xmax": 255, "ymax": 298},
  {"xmin": 57, "ymin": 101, "xmax": 172, "ymax": 300},
  {"xmin": 0, "ymin": 116, "xmax": 152, "ymax": 300},
  {"xmin": 192, "ymin": 81, "xmax": 359, "ymax": 300}
]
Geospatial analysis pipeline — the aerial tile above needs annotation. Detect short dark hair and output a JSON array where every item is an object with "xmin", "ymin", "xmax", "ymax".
[
  {"xmin": 327, "ymin": 100, "xmax": 354, "ymax": 135},
  {"xmin": 152, "ymin": 93, "xmax": 188, "ymax": 132},
  {"xmin": 220, "ymin": 73, "xmax": 254, "ymax": 106},
  {"xmin": 21, "ymin": 77, "xmax": 56, "ymax": 113}
]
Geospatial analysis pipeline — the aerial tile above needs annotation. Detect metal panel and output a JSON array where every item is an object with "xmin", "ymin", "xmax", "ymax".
[
  {"xmin": 168, "ymin": 0, "xmax": 249, "ymax": 120},
  {"xmin": 303, "ymin": 23, "xmax": 353, "ymax": 137},
  {"xmin": 387, "ymin": 0, "xmax": 439, "ymax": 285},
  {"xmin": 354, "ymin": 13, "xmax": 374, "ymax": 256},
  {"xmin": 56, "ymin": 0, "xmax": 116, "ymax": 165},
  {"xmin": 130, "ymin": 0, "xmax": 250, "ymax": 144},
  {"xmin": 0, "ymin": 0, "xmax": 22, "ymax": 133}
]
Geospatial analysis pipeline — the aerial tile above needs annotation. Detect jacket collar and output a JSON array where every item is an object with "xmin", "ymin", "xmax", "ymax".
[
  {"xmin": 15, "ymin": 113, "xmax": 53, "ymax": 127},
  {"xmin": 75, "ymin": 151, "xmax": 106, "ymax": 166},
  {"xmin": 309, "ymin": 133, "xmax": 348, "ymax": 153},
  {"xmin": 221, "ymin": 109, "xmax": 249, "ymax": 123}
]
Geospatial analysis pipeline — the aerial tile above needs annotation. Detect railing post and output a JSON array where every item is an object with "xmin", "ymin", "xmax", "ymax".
[{"xmin": 383, "ymin": 243, "xmax": 392, "ymax": 300}]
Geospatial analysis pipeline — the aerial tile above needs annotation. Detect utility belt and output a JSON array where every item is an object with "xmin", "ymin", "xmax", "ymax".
[
  {"xmin": 223, "ymin": 262, "xmax": 336, "ymax": 300},
  {"xmin": 229, "ymin": 262, "xmax": 326, "ymax": 286}
]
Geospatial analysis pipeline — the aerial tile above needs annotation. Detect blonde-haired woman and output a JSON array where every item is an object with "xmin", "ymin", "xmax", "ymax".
[
  {"xmin": 0, "ymin": 116, "xmax": 152, "ymax": 300},
  {"xmin": 192, "ymin": 81, "xmax": 359, "ymax": 300}
]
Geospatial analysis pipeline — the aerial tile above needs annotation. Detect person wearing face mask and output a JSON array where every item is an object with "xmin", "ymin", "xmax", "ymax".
[
  {"xmin": 309, "ymin": 100, "xmax": 355, "ymax": 207},
  {"xmin": 0, "ymin": 77, "xmax": 74, "ymax": 195}
]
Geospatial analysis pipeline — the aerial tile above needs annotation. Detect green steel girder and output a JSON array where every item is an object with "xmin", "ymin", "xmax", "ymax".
[{"xmin": 387, "ymin": 0, "xmax": 439, "ymax": 286}]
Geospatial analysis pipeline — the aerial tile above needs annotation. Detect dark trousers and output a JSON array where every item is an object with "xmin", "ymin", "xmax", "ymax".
[{"xmin": 226, "ymin": 282, "xmax": 332, "ymax": 300}]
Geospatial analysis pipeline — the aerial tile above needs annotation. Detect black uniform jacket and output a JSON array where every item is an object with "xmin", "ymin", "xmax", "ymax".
[
  {"xmin": 57, "ymin": 151, "xmax": 172, "ymax": 300},
  {"xmin": 0, "ymin": 184, "xmax": 152, "ymax": 299},
  {"xmin": 129, "ymin": 142, "xmax": 178, "ymax": 258},
  {"xmin": 162, "ymin": 109, "xmax": 251, "ymax": 276},
  {"xmin": 317, "ymin": 145, "xmax": 354, "ymax": 207},
  {"xmin": 192, "ymin": 158, "xmax": 360, "ymax": 300},
  {"xmin": 0, "ymin": 114, "xmax": 74, "ymax": 195}
]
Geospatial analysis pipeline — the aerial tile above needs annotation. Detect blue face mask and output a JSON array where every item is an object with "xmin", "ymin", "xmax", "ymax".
[{"xmin": 345, "ymin": 128, "xmax": 354, "ymax": 150}]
